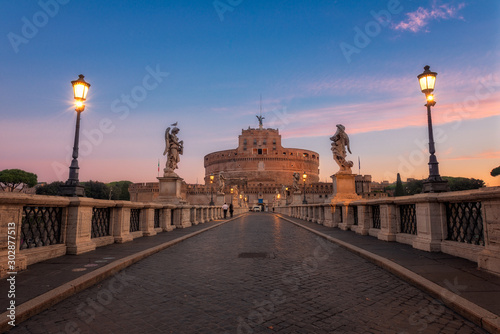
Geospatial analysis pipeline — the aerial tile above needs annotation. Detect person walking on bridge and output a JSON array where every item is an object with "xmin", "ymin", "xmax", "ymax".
[
  {"xmin": 222, "ymin": 203, "xmax": 229, "ymax": 218},
  {"xmin": 229, "ymin": 203, "xmax": 234, "ymax": 218}
]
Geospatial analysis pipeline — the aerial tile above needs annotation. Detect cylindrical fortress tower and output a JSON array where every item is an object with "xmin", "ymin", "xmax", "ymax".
[{"xmin": 204, "ymin": 127, "xmax": 319, "ymax": 187}]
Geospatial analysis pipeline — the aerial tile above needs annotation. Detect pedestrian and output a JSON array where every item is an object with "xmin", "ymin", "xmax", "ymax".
[
  {"xmin": 222, "ymin": 202, "xmax": 229, "ymax": 218},
  {"xmin": 229, "ymin": 203, "xmax": 234, "ymax": 217}
]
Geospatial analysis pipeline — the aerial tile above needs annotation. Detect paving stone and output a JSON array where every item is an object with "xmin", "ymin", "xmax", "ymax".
[{"xmin": 8, "ymin": 214, "xmax": 490, "ymax": 333}]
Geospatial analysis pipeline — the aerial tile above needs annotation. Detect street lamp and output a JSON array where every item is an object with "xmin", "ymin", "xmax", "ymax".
[
  {"xmin": 209, "ymin": 174, "xmax": 214, "ymax": 206},
  {"xmin": 302, "ymin": 172, "xmax": 308, "ymax": 204},
  {"xmin": 417, "ymin": 65, "xmax": 448, "ymax": 193},
  {"xmin": 61, "ymin": 74, "xmax": 90, "ymax": 197}
]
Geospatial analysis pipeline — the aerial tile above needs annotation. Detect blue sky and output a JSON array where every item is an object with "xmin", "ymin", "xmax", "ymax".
[{"xmin": 1, "ymin": 0, "xmax": 499, "ymax": 186}]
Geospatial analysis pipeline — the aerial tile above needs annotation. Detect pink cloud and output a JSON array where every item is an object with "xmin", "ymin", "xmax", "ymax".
[
  {"xmin": 444, "ymin": 150, "xmax": 500, "ymax": 161},
  {"xmin": 393, "ymin": 2, "xmax": 465, "ymax": 33}
]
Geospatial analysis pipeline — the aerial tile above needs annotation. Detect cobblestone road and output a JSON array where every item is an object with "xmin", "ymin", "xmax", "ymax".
[{"xmin": 11, "ymin": 214, "xmax": 487, "ymax": 334}]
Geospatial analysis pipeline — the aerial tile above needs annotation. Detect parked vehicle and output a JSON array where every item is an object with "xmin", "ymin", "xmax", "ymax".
[{"xmin": 252, "ymin": 206, "xmax": 261, "ymax": 212}]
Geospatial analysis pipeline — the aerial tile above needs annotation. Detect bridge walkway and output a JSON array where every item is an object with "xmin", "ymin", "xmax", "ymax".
[{"xmin": 1, "ymin": 213, "xmax": 499, "ymax": 333}]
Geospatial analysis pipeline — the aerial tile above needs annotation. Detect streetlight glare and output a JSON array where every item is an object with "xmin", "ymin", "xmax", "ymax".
[
  {"xmin": 426, "ymin": 94, "xmax": 434, "ymax": 102},
  {"xmin": 75, "ymin": 101, "xmax": 84, "ymax": 108}
]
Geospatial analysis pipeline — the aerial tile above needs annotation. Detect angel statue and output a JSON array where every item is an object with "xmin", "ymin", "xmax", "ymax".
[
  {"xmin": 163, "ymin": 123, "xmax": 184, "ymax": 173},
  {"xmin": 292, "ymin": 172, "xmax": 300, "ymax": 192},
  {"xmin": 217, "ymin": 172, "xmax": 226, "ymax": 193},
  {"xmin": 330, "ymin": 124, "xmax": 354, "ymax": 174},
  {"xmin": 256, "ymin": 115, "xmax": 265, "ymax": 128}
]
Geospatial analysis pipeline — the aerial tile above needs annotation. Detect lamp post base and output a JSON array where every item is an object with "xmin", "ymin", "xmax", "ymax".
[
  {"xmin": 422, "ymin": 179, "xmax": 449, "ymax": 193},
  {"xmin": 60, "ymin": 184, "xmax": 85, "ymax": 197}
]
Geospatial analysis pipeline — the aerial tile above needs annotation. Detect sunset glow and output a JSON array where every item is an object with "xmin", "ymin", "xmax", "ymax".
[{"xmin": 1, "ymin": 1, "xmax": 499, "ymax": 187}]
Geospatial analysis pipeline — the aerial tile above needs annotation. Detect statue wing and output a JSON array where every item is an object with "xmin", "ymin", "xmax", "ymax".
[
  {"xmin": 163, "ymin": 127, "xmax": 170, "ymax": 156},
  {"xmin": 345, "ymin": 134, "xmax": 352, "ymax": 154}
]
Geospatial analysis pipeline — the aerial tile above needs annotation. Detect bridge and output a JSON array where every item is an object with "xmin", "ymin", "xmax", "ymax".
[{"xmin": 1, "ymin": 189, "xmax": 500, "ymax": 333}]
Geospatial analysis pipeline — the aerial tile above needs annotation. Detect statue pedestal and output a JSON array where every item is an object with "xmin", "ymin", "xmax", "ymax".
[
  {"xmin": 215, "ymin": 193, "xmax": 225, "ymax": 206},
  {"xmin": 331, "ymin": 173, "xmax": 361, "ymax": 201},
  {"xmin": 156, "ymin": 171, "xmax": 185, "ymax": 204},
  {"xmin": 331, "ymin": 173, "xmax": 361, "ymax": 230},
  {"xmin": 291, "ymin": 192, "xmax": 303, "ymax": 205}
]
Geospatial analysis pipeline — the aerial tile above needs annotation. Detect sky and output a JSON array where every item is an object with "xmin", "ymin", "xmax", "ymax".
[{"xmin": 1, "ymin": 0, "xmax": 499, "ymax": 186}]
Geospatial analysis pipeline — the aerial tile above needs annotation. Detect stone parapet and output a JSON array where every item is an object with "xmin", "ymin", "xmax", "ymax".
[
  {"xmin": 0, "ymin": 194, "xmax": 221, "ymax": 278},
  {"xmin": 276, "ymin": 187, "xmax": 500, "ymax": 276}
]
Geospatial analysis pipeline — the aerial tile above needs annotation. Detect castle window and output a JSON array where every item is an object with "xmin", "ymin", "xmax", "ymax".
[
  {"xmin": 263, "ymin": 140, "xmax": 267, "ymax": 145},
  {"xmin": 258, "ymin": 149, "xmax": 262, "ymax": 155},
  {"xmin": 273, "ymin": 146, "xmax": 276, "ymax": 150},
  {"xmin": 243, "ymin": 147, "xmax": 247, "ymax": 151},
  {"xmin": 303, "ymin": 153, "xmax": 309, "ymax": 157},
  {"xmin": 283, "ymin": 152, "xmax": 286, "ymax": 155},
  {"xmin": 243, "ymin": 139, "xmax": 247, "ymax": 145},
  {"xmin": 273, "ymin": 139, "xmax": 276, "ymax": 144},
  {"xmin": 253, "ymin": 139, "xmax": 257, "ymax": 145}
]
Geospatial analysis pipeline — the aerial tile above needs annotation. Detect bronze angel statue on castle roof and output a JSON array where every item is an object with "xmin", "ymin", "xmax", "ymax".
[{"xmin": 163, "ymin": 123, "xmax": 183, "ymax": 173}]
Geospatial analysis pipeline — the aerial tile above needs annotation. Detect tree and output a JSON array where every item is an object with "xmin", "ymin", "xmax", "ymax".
[
  {"xmin": 405, "ymin": 179, "xmax": 424, "ymax": 195},
  {"xmin": 394, "ymin": 173, "xmax": 405, "ymax": 197},
  {"xmin": 491, "ymin": 166, "xmax": 500, "ymax": 177},
  {"xmin": 108, "ymin": 181, "xmax": 132, "ymax": 200},
  {"xmin": 442, "ymin": 176, "xmax": 485, "ymax": 191},
  {"xmin": 36, "ymin": 181, "xmax": 64, "ymax": 196},
  {"xmin": 0, "ymin": 169, "xmax": 37, "ymax": 192},
  {"xmin": 82, "ymin": 181, "xmax": 110, "ymax": 199}
]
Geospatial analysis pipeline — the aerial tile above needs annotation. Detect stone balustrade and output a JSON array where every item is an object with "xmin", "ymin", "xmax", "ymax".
[
  {"xmin": 0, "ymin": 193, "xmax": 243, "ymax": 278},
  {"xmin": 276, "ymin": 187, "xmax": 500, "ymax": 276}
]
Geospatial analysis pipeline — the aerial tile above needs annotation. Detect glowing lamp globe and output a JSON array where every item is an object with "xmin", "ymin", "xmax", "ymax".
[
  {"xmin": 417, "ymin": 65, "xmax": 437, "ymax": 96},
  {"xmin": 71, "ymin": 74, "xmax": 90, "ymax": 101}
]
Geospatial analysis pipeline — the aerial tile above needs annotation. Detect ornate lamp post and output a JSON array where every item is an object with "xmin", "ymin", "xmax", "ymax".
[
  {"xmin": 209, "ymin": 174, "xmax": 215, "ymax": 206},
  {"xmin": 302, "ymin": 172, "xmax": 308, "ymax": 204},
  {"xmin": 61, "ymin": 74, "xmax": 90, "ymax": 197},
  {"xmin": 417, "ymin": 66, "xmax": 448, "ymax": 193}
]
